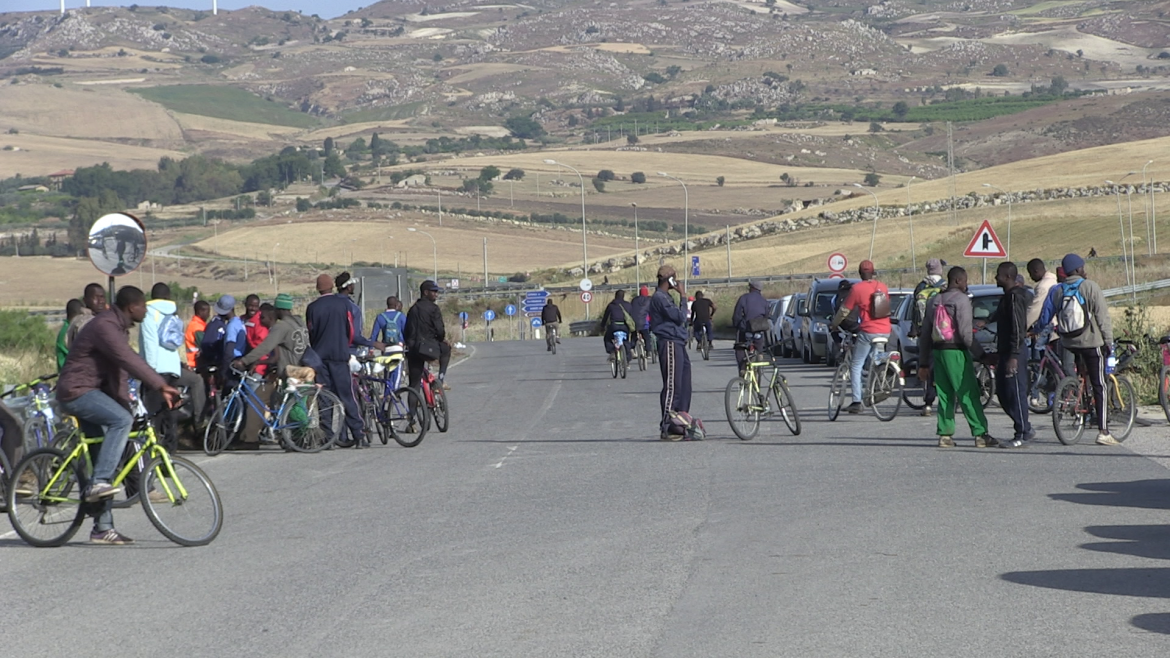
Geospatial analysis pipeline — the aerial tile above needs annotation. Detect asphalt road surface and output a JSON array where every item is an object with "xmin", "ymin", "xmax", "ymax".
[{"xmin": 3, "ymin": 338, "xmax": 1170, "ymax": 657}]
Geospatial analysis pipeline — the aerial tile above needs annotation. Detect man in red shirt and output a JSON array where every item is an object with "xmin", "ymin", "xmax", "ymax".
[
  {"xmin": 242, "ymin": 294, "xmax": 269, "ymax": 375},
  {"xmin": 832, "ymin": 260, "xmax": 892, "ymax": 414}
]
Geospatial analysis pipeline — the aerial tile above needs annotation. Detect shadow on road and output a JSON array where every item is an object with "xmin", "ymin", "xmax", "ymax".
[
  {"xmin": 1082, "ymin": 524, "xmax": 1170, "ymax": 561},
  {"xmin": 1001, "ymin": 567, "xmax": 1170, "ymax": 600},
  {"xmin": 1049, "ymin": 479, "xmax": 1170, "ymax": 511},
  {"xmin": 1132, "ymin": 613, "xmax": 1170, "ymax": 635}
]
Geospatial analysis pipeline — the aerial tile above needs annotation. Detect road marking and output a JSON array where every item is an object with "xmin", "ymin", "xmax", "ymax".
[{"xmin": 494, "ymin": 445, "xmax": 519, "ymax": 468}]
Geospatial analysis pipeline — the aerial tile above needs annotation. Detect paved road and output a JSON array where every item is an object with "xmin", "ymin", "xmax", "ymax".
[{"xmin": 3, "ymin": 339, "xmax": 1169, "ymax": 656}]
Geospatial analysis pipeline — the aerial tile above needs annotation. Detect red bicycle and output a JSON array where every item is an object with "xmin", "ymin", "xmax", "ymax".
[{"xmin": 418, "ymin": 362, "xmax": 449, "ymax": 433}]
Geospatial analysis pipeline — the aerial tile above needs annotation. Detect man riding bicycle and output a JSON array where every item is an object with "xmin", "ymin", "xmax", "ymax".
[
  {"xmin": 541, "ymin": 298, "xmax": 563, "ymax": 350},
  {"xmin": 690, "ymin": 291, "xmax": 716, "ymax": 351},
  {"xmin": 831, "ymin": 260, "xmax": 892, "ymax": 414},
  {"xmin": 56, "ymin": 286, "xmax": 181, "ymax": 545},
  {"xmin": 732, "ymin": 280, "xmax": 769, "ymax": 374},
  {"xmin": 600, "ymin": 290, "xmax": 635, "ymax": 363},
  {"xmin": 630, "ymin": 286, "xmax": 653, "ymax": 353}
]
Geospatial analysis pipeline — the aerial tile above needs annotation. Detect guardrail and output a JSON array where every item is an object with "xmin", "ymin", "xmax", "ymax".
[
  {"xmin": 1103, "ymin": 277, "xmax": 1170, "ymax": 299},
  {"xmin": 569, "ymin": 320, "xmax": 599, "ymax": 336}
]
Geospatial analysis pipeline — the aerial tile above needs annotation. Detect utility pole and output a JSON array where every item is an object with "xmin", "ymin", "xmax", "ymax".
[
  {"xmin": 946, "ymin": 121, "xmax": 957, "ymax": 226},
  {"xmin": 483, "ymin": 238, "xmax": 488, "ymax": 289},
  {"xmin": 726, "ymin": 225, "xmax": 732, "ymax": 281}
]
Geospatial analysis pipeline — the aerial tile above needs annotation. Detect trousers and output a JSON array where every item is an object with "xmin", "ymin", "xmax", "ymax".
[
  {"xmin": 316, "ymin": 359, "xmax": 364, "ymax": 445},
  {"xmin": 996, "ymin": 351, "xmax": 1032, "ymax": 440},
  {"xmin": 657, "ymin": 340, "xmax": 692, "ymax": 433},
  {"xmin": 931, "ymin": 349, "xmax": 988, "ymax": 437}
]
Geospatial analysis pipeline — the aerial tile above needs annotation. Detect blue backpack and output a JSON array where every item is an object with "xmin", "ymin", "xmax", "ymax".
[
  {"xmin": 158, "ymin": 312, "xmax": 184, "ymax": 351},
  {"xmin": 378, "ymin": 310, "xmax": 404, "ymax": 344}
]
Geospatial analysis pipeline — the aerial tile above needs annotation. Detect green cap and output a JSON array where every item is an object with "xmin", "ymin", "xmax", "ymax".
[{"xmin": 275, "ymin": 293, "xmax": 294, "ymax": 310}]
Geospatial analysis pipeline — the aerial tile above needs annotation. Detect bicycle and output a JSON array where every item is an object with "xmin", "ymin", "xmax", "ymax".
[
  {"xmin": 203, "ymin": 367, "xmax": 343, "ymax": 455},
  {"xmin": 6, "ymin": 402, "xmax": 223, "ymax": 547},
  {"xmin": 546, "ymin": 323, "xmax": 558, "ymax": 355},
  {"xmin": 1158, "ymin": 337, "xmax": 1170, "ymax": 424},
  {"xmin": 1052, "ymin": 341, "xmax": 1138, "ymax": 445},
  {"xmin": 1026, "ymin": 332, "xmax": 1071, "ymax": 414},
  {"xmin": 827, "ymin": 332, "xmax": 903, "ymax": 421},
  {"xmin": 610, "ymin": 330, "xmax": 629, "ymax": 379},
  {"xmin": 632, "ymin": 332, "xmax": 648, "ymax": 372},
  {"xmin": 418, "ymin": 359, "xmax": 449, "ymax": 433},
  {"xmin": 725, "ymin": 342, "xmax": 801, "ymax": 440},
  {"xmin": 695, "ymin": 324, "xmax": 712, "ymax": 361},
  {"xmin": 356, "ymin": 347, "xmax": 429, "ymax": 447},
  {"xmin": 0, "ymin": 373, "xmax": 78, "ymax": 453}
]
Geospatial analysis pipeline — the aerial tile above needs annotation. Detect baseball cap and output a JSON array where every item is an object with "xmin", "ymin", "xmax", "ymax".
[
  {"xmin": 639, "ymin": 285, "xmax": 650, "ymax": 296},
  {"xmin": 335, "ymin": 271, "xmax": 355, "ymax": 291},
  {"xmin": 315, "ymin": 273, "xmax": 334, "ymax": 294},
  {"xmin": 926, "ymin": 258, "xmax": 943, "ymax": 275},
  {"xmin": 214, "ymin": 295, "xmax": 235, "ymax": 315},
  {"xmin": 419, "ymin": 279, "xmax": 441, "ymax": 293},
  {"xmin": 859, "ymin": 260, "xmax": 876, "ymax": 275},
  {"xmin": 1061, "ymin": 253, "xmax": 1085, "ymax": 274},
  {"xmin": 274, "ymin": 293, "xmax": 294, "ymax": 310},
  {"xmin": 749, "ymin": 279, "xmax": 762, "ymax": 290}
]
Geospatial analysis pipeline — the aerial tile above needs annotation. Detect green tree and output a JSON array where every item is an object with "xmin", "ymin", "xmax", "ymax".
[
  {"xmin": 716, "ymin": 176, "xmax": 725, "ymax": 187},
  {"xmin": 323, "ymin": 136, "xmax": 334, "ymax": 156},
  {"xmin": 479, "ymin": 165, "xmax": 501, "ymax": 182},
  {"xmin": 863, "ymin": 173, "xmax": 881, "ymax": 187},
  {"xmin": 69, "ymin": 189, "xmax": 122, "ymax": 253},
  {"xmin": 1050, "ymin": 75, "xmax": 1069, "ymax": 95},
  {"xmin": 868, "ymin": 121, "xmax": 883, "ymax": 133},
  {"xmin": 323, "ymin": 153, "xmax": 346, "ymax": 178},
  {"xmin": 892, "ymin": 101, "xmax": 909, "ymax": 119},
  {"xmin": 369, "ymin": 132, "xmax": 384, "ymax": 156},
  {"xmin": 592, "ymin": 178, "xmax": 606, "ymax": 193},
  {"xmin": 991, "ymin": 63, "xmax": 1009, "ymax": 77},
  {"xmin": 631, "ymin": 171, "xmax": 647, "ymax": 184},
  {"xmin": 295, "ymin": 197, "xmax": 310, "ymax": 212},
  {"xmin": 257, "ymin": 189, "xmax": 273, "ymax": 206},
  {"xmin": 627, "ymin": 133, "xmax": 639, "ymax": 145},
  {"xmin": 597, "ymin": 169, "xmax": 616, "ymax": 181},
  {"xmin": 504, "ymin": 116, "xmax": 545, "ymax": 139},
  {"xmin": 503, "ymin": 168, "xmax": 525, "ymax": 180},
  {"xmin": 344, "ymin": 138, "xmax": 367, "ymax": 160}
]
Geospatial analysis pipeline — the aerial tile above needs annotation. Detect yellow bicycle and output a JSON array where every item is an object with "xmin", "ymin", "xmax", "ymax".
[
  {"xmin": 724, "ymin": 343, "xmax": 801, "ymax": 440},
  {"xmin": 6, "ymin": 408, "xmax": 222, "ymax": 547}
]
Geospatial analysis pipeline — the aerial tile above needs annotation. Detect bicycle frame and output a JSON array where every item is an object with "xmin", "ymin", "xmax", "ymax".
[
  {"xmin": 39, "ymin": 421, "xmax": 186, "ymax": 506},
  {"xmin": 221, "ymin": 375, "xmax": 304, "ymax": 435}
]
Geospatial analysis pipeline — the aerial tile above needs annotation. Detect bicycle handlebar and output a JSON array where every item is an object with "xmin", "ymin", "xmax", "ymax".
[{"xmin": 0, "ymin": 372, "xmax": 59, "ymax": 399}]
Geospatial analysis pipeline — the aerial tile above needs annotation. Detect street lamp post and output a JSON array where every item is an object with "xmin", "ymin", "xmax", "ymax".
[
  {"xmin": 982, "ymin": 183, "xmax": 1012, "ymax": 260},
  {"xmin": 271, "ymin": 242, "xmax": 280, "ymax": 295},
  {"xmin": 853, "ymin": 184, "xmax": 880, "ymax": 261},
  {"xmin": 906, "ymin": 176, "xmax": 917, "ymax": 272},
  {"xmin": 1142, "ymin": 160, "xmax": 1154, "ymax": 255},
  {"xmin": 409, "ymin": 227, "xmax": 438, "ymax": 282},
  {"xmin": 631, "ymin": 202, "xmax": 640, "ymax": 287},
  {"xmin": 437, "ymin": 188, "xmax": 442, "ymax": 227},
  {"xmin": 1106, "ymin": 180, "xmax": 1134, "ymax": 298},
  {"xmin": 658, "ymin": 172, "xmax": 689, "ymax": 288},
  {"xmin": 544, "ymin": 159, "xmax": 587, "ymax": 275}
]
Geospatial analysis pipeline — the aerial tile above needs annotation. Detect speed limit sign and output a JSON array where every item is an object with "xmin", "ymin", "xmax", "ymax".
[{"xmin": 580, "ymin": 291, "xmax": 593, "ymax": 303}]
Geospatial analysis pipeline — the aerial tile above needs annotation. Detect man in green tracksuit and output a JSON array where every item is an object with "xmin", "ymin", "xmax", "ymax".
[{"xmin": 918, "ymin": 266, "xmax": 997, "ymax": 448}]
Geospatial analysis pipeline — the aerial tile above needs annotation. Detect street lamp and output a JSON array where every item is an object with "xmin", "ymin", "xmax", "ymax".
[
  {"xmin": 544, "ymin": 159, "xmax": 587, "ymax": 275},
  {"xmin": 631, "ymin": 202, "xmax": 640, "ymax": 287},
  {"xmin": 906, "ymin": 176, "xmax": 917, "ymax": 272},
  {"xmin": 1142, "ymin": 160, "xmax": 1154, "ymax": 255},
  {"xmin": 853, "ymin": 183, "xmax": 880, "ymax": 261},
  {"xmin": 1105, "ymin": 180, "xmax": 1135, "ymax": 298},
  {"xmin": 271, "ymin": 242, "xmax": 280, "ymax": 295},
  {"xmin": 982, "ymin": 183, "xmax": 1012, "ymax": 260},
  {"xmin": 408, "ymin": 227, "xmax": 438, "ymax": 282},
  {"xmin": 658, "ymin": 172, "xmax": 689, "ymax": 287},
  {"xmin": 437, "ymin": 187, "xmax": 442, "ymax": 227}
]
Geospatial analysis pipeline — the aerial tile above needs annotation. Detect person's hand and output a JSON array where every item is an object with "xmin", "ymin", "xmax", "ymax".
[
  {"xmin": 1102, "ymin": 343, "xmax": 1112, "ymax": 358},
  {"xmin": 230, "ymin": 359, "xmax": 245, "ymax": 371},
  {"xmin": 160, "ymin": 384, "xmax": 182, "ymax": 410},
  {"xmin": 1007, "ymin": 356, "xmax": 1018, "ymax": 376},
  {"xmin": 673, "ymin": 281, "xmax": 686, "ymax": 296},
  {"xmin": 917, "ymin": 366, "xmax": 930, "ymax": 382}
]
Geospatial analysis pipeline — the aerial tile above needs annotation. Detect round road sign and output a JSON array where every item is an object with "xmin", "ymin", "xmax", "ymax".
[
  {"xmin": 504, "ymin": 304, "xmax": 517, "ymax": 316},
  {"xmin": 828, "ymin": 272, "xmax": 844, "ymax": 280},
  {"xmin": 579, "ymin": 278, "xmax": 593, "ymax": 292},
  {"xmin": 483, "ymin": 309, "xmax": 496, "ymax": 322},
  {"xmin": 828, "ymin": 252, "xmax": 847, "ymax": 273},
  {"xmin": 580, "ymin": 291, "xmax": 593, "ymax": 304},
  {"xmin": 531, "ymin": 318, "xmax": 543, "ymax": 328}
]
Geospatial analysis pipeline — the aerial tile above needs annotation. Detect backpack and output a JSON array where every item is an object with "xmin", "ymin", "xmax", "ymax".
[
  {"xmin": 1056, "ymin": 279, "xmax": 1091, "ymax": 338},
  {"xmin": 870, "ymin": 287, "xmax": 891, "ymax": 320},
  {"xmin": 932, "ymin": 300, "xmax": 955, "ymax": 343},
  {"xmin": 377, "ymin": 310, "xmax": 403, "ymax": 344},
  {"xmin": 913, "ymin": 281, "xmax": 943, "ymax": 330},
  {"xmin": 158, "ymin": 312, "xmax": 184, "ymax": 351},
  {"xmin": 197, "ymin": 315, "xmax": 228, "ymax": 369},
  {"xmin": 665, "ymin": 410, "xmax": 706, "ymax": 440}
]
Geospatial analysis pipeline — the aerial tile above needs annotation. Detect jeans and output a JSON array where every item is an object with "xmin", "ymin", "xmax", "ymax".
[
  {"xmin": 851, "ymin": 332, "xmax": 888, "ymax": 403},
  {"xmin": 693, "ymin": 321, "xmax": 713, "ymax": 345},
  {"xmin": 61, "ymin": 390, "xmax": 133, "ymax": 532}
]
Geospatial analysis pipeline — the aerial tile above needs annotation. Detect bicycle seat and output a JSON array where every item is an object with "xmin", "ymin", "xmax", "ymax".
[{"xmin": 870, "ymin": 336, "xmax": 889, "ymax": 347}]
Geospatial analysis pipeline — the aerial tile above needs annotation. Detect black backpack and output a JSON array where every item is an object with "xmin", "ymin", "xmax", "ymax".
[{"xmin": 197, "ymin": 316, "xmax": 228, "ymax": 370}]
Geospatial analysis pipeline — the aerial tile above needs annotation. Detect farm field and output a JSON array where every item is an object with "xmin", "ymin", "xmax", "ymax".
[
  {"xmin": 0, "ymin": 132, "xmax": 187, "ymax": 179},
  {"xmin": 0, "ymin": 85, "xmax": 184, "ymax": 143},
  {"xmin": 131, "ymin": 85, "xmax": 321, "ymax": 129}
]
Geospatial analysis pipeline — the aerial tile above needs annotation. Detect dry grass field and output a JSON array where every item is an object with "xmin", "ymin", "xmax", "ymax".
[
  {"xmin": 0, "ymin": 85, "xmax": 184, "ymax": 143},
  {"xmin": 0, "ymin": 132, "xmax": 187, "ymax": 179},
  {"xmin": 171, "ymin": 112, "xmax": 303, "ymax": 141}
]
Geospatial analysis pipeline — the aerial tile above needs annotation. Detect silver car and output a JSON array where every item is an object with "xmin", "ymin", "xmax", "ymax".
[{"xmin": 777, "ymin": 293, "xmax": 806, "ymax": 358}]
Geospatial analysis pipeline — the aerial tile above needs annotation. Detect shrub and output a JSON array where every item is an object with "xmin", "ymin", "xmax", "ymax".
[
  {"xmin": 716, "ymin": 176, "xmax": 725, "ymax": 187},
  {"xmin": 592, "ymin": 178, "xmax": 606, "ymax": 193},
  {"xmin": 597, "ymin": 169, "xmax": 615, "ymax": 181},
  {"xmin": 863, "ymin": 173, "xmax": 881, "ymax": 187},
  {"xmin": 631, "ymin": 171, "xmax": 646, "ymax": 184}
]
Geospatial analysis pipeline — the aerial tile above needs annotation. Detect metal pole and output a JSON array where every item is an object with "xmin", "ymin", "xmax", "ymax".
[
  {"xmin": 546, "ymin": 160, "xmax": 587, "ymax": 274},
  {"xmin": 1127, "ymin": 188, "xmax": 1136, "ymax": 300},
  {"xmin": 1143, "ymin": 160, "xmax": 1153, "ymax": 255},
  {"xmin": 632, "ymin": 203, "xmax": 640, "ymax": 287},
  {"xmin": 854, "ymin": 184, "xmax": 880, "ymax": 260},
  {"xmin": 906, "ymin": 176, "xmax": 917, "ymax": 272},
  {"xmin": 483, "ymin": 238, "xmax": 488, "ymax": 289},
  {"xmin": 659, "ymin": 172, "xmax": 689, "ymax": 288},
  {"xmin": 1107, "ymin": 181, "xmax": 1130, "ymax": 290},
  {"xmin": 271, "ymin": 242, "xmax": 280, "ymax": 295},
  {"xmin": 438, "ymin": 188, "xmax": 442, "ymax": 227},
  {"xmin": 726, "ymin": 224, "xmax": 732, "ymax": 281}
]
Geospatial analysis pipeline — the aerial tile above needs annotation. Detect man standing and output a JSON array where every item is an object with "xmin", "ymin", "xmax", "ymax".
[
  {"xmin": 56, "ymin": 299, "xmax": 82, "ymax": 370},
  {"xmin": 910, "ymin": 258, "xmax": 946, "ymax": 415},
  {"xmin": 540, "ymin": 298, "xmax": 563, "ymax": 349},
  {"xmin": 649, "ymin": 265, "xmax": 702, "ymax": 441},
  {"xmin": 140, "ymin": 283, "xmax": 205, "ymax": 449},
  {"xmin": 1038, "ymin": 254, "xmax": 1115, "ymax": 445},
  {"xmin": 832, "ymin": 260, "xmax": 892, "ymax": 414},
  {"xmin": 233, "ymin": 295, "xmax": 310, "ymax": 381},
  {"xmin": 918, "ymin": 267, "xmax": 995, "ymax": 448},
  {"xmin": 690, "ymin": 291, "xmax": 716, "ymax": 349},
  {"xmin": 336, "ymin": 272, "xmax": 379, "ymax": 352},
  {"xmin": 600, "ymin": 290, "xmax": 635, "ymax": 363},
  {"xmin": 242, "ymin": 294, "xmax": 269, "ymax": 375},
  {"xmin": 57, "ymin": 286, "xmax": 181, "ymax": 545},
  {"xmin": 993, "ymin": 262, "xmax": 1033, "ymax": 449},
  {"xmin": 307, "ymin": 273, "xmax": 371, "ymax": 448},
  {"xmin": 732, "ymin": 280, "xmax": 769, "ymax": 373},
  {"xmin": 405, "ymin": 279, "xmax": 451, "ymax": 395},
  {"xmin": 1025, "ymin": 258, "xmax": 1057, "ymax": 328},
  {"xmin": 185, "ymin": 300, "xmax": 210, "ymax": 371},
  {"xmin": 372, "ymin": 296, "xmax": 407, "ymax": 346},
  {"xmin": 65, "ymin": 282, "xmax": 107, "ymax": 349}
]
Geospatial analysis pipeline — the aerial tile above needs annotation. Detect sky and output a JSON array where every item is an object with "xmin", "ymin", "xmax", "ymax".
[{"xmin": 3, "ymin": 1, "xmax": 370, "ymax": 19}]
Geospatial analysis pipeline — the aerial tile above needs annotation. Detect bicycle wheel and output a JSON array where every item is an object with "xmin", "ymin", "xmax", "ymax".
[
  {"xmin": 280, "ymin": 387, "xmax": 342, "ymax": 453},
  {"xmin": 869, "ymin": 361, "xmax": 903, "ymax": 422},
  {"xmin": 772, "ymin": 378, "xmax": 802, "ymax": 436},
  {"xmin": 22, "ymin": 415, "xmax": 52, "ymax": 452},
  {"xmin": 610, "ymin": 352, "xmax": 618, "ymax": 378},
  {"xmin": 431, "ymin": 386, "xmax": 449, "ymax": 433},
  {"xmin": 975, "ymin": 363, "xmax": 994, "ymax": 409},
  {"xmin": 701, "ymin": 336, "xmax": 711, "ymax": 361},
  {"xmin": 1107, "ymin": 376, "xmax": 1137, "ymax": 442},
  {"xmin": 1027, "ymin": 361, "xmax": 1060, "ymax": 414},
  {"xmin": 827, "ymin": 362, "xmax": 849, "ymax": 421},
  {"xmin": 902, "ymin": 362, "xmax": 927, "ymax": 410},
  {"xmin": 6, "ymin": 449, "xmax": 86, "ymax": 547},
  {"xmin": 636, "ymin": 343, "xmax": 647, "ymax": 371},
  {"xmin": 1053, "ymin": 376, "xmax": 1087, "ymax": 445},
  {"xmin": 0, "ymin": 448, "xmax": 9, "ymax": 514},
  {"xmin": 359, "ymin": 381, "xmax": 386, "ymax": 446},
  {"xmin": 620, "ymin": 352, "xmax": 628, "ymax": 379},
  {"xmin": 140, "ymin": 455, "xmax": 223, "ymax": 546},
  {"xmin": 550, "ymin": 332, "xmax": 557, "ymax": 355},
  {"xmin": 1159, "ymin": 366, "xmax": 1170, "ymax": 424},
  {"xmin": 725, "ymin": 377, "xmax": 760, "ymax": 440},
  {"xmin": 388, "ymin": 387, "xmax": 429, "ymax": 447},
  {"xmin": 202, "ymin": 394, "xmax": 242, "ymax": 456}
]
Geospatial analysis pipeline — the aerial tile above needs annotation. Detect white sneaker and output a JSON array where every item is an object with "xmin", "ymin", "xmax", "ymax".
[{"xmin": 1096, "ymin": 432, "xmax": 1120, "ymax": 446}]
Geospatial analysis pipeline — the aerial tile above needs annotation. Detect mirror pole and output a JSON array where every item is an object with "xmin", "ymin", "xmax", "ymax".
[{"xmin": 107, "ymin": 274, "xmax": 115, "ymax": 305}]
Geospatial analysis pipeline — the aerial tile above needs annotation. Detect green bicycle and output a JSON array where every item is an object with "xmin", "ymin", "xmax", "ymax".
[
  {"xmin": 6, "ymin": 407, "xmax": 223, "ymax": 547},
  {"xmin": 724, "ymin": 342, "xmax": 801, "ymax": 440}
]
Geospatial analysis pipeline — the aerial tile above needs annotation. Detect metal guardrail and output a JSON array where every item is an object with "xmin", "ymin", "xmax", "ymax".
[
  {"xmin": 569, "ymin": 320, "xmax": 599, "ymax": 336},
  {"xmin": 1103, "ymin": 277, "xmax": 1170, "ymax": 299}
]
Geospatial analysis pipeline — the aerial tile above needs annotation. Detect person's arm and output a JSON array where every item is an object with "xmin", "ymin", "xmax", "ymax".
[
  {"xmin": 349, "ymin": 309, "xmax": 376, "ymax": 348},
  {"xmin": 97, "ymin": 323, "xmax": 168, "ymax": 392},
  {"xmin": 1032, "ymin": 285, "xmax": 1060, "ymax": 334},
  {"xmin": 1009, "ymin": 289, "xmax": 1028, "ymax": 355},
  {"xmin": 371, "ymin": 313, "xmax": 387, "ymax": 344},
  {"xmin": 732, "ymin": 297, "xmax": 746, "ymax": 330},
  {"xmin": 239, "ymin": 323, "xmax": 287, "ymax": 368},
  {"xmin": 954, "ymin": 297, "xmax": 985, "ymax": 359},
  {"xmin": 556, "ymin": 308, "xmax": 563, "ymax": 323}
]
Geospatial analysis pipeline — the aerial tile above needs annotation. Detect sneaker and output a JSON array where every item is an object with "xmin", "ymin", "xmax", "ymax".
[
  {"xmin": 974, "ymin": 434, "xmax": 999, "ymax": 448},
  {"xmin": 441, "ymin": 382, "xmax": 452, "ymax": 391},
  {"xmin": 90, "ymin": 528, "xmax": 134, "ymax": 545},
  {"xmin": 920, "ymin": 405, "xmax": 933, "ymax": 417},
  {"xmin": 999, "ymin": 438, "xmax": 1028, "ymax": 449},
  {"xmin": 937, "ymin": 435, "xmax": 955, "ymax": 448},
  {"xmin": 148, "ymin": 489, "xmax": 171, "ymax": 504},
  {"xmin": 83, "ymin": 482, "xmax": 123, "ymax": 503},
  {"xmin": 1096, "ymin": 432, "xmax": 1120, "ymax": 446},
  {"xmin": 846, "ymin": 401, "xmax": 863, "ymax": 414},
  {"xmin": 685, "ymin": 418, "xmax": 706, "ymax": 441}
]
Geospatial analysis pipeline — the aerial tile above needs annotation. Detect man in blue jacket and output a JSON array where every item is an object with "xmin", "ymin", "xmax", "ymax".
[
  {"xmin": 732, "ymin": 280, "xmax": 769, "ymax": 374},
  {"xmin": 650, "ymin": 265, "xmax": 702, "ymax": 441},
  {"xmin": 140, "ymin": 283, "xmax": 205, "ymax": 449}
]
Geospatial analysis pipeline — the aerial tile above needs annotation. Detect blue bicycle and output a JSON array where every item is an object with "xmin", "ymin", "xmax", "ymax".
[
  {"xmin": 203, "ymin": 368, "xmax": 343, "ymax": 455},
  {"xmin": 611, "ymin": 331, "xmax": 629, "ymax": 379}
]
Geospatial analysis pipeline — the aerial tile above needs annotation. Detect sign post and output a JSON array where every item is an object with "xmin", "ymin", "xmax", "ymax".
[
  {"xmin": 580, "ymin": 278, "xmax": 593, "ymax": 315},
  {"xmin": 87, "ymin": 212, "xmax": 148, "ymax": 301},
  {"xmin": 962, "ymin": 219, "xmax": 1008, "ymax": 284},
  {"xmin": 458, "ymin": 311, "xmax": 469, "ymax": 343},
  {"xmin": 531, "ymin": 316, "xmax": 542, "ymax": 341},
  {"xmin": 505, "ymin": 303, "xmax": 517, "ymax": 340},
  {"xmin": 483, "ymin": 308, "xmax": 496, "ymax": 341}
]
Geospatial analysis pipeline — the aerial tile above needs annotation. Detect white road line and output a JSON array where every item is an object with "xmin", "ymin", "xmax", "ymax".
[
  {"xmin": 494, "ymin": 445, "xmax": 519, "ymax": 468},
  {"xmin": 491, "ymin": 377, "xmax": 561, "ymax": 469}
]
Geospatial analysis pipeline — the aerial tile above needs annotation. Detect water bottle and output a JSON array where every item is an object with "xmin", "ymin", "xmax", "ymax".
[{"xmin": 1106, "ymin": 354, "xmax": 1117, "ymax": 374}]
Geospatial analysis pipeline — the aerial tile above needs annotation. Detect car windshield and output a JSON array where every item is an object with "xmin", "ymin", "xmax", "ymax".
[
  {"xmin": 812, "ymin": 292, "xmax": 838, "ymax": 319},
  {"xmin": 972, "ymin": 295, "xmax": 1001, "ymax": 326}
]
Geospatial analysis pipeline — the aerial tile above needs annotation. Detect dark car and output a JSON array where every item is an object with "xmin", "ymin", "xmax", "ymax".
[
  {"xmin": 799, "ymin": 278, "xmax": 859, "ymax": 364},
  {"xmin": 778, "ymin": 292, "xmax": 806, "ymax": 358}
]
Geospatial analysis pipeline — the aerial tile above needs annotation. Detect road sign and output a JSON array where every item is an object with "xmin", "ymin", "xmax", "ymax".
[
  {"xmin": 530, "ymin": 318, "xmax": 543, "ymax": 328},
  {"xmin": 505, "ymin": 304, "xmax": 517, "ymax": 316},
  {"xmin": 483, "ymin": 309, "xmax": 496, "ymax": 322},
  {"xmin": 580, "ymin": 291, "xmax": 593, "ymax": 303},
  {"xmin": 525, "ymin": 311, "xmax": 542, "ymax": 318},
  {"xmin": 498, "ymin": 276, "xmax": 507, "ymax": 283},
  {"xmin": 580, "ymin": 278, "xmax": 593, "ymax": 292},
  {"xmin": 525, "ymin": 290, "xmax": 550, "ymax": 299},
  {"xmin": 963, "ymin": 220, "xmax": 1007, "ymax": 258},
  {"xmin": 458, "ymin": 311, "xmax": 469, "ymax": 321},
  {"xmin": 450, "ymin": 279, "xmax": 460, "ymax": 290},
  {"xmin": 828, "ymin": 272, "xmax": 844, "ymax": 279},
  {"xmin": 691, "ymin": 256, "xmax": 700, "ymax": 277},
  {"xmin": 827, "ymin": 252, "xmax": 847, "ymax": 273}
]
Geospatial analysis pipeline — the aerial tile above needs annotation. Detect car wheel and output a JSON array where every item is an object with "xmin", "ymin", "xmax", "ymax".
[{"xmin": 801, "ymin": 343, "xmax": 810, "ymax": 363}]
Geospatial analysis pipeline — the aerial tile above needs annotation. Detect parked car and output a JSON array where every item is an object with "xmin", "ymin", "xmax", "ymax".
[
  {"xmin": 768, "ymin": 294, "xmax": 793, "ymax": 343},
  {"xmin": 777, "ymin": 292, "xmax": 806, "ymax": 358},
  {"xmin": 799, "ymin": 278, "xmax": 859, "ymax": 364},
  {"xmin": 890, "ymin": 284, "xmax": 1030, "ymax": 367}
]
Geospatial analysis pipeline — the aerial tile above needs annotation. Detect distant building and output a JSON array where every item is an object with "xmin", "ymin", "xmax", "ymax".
[
  {"xmin": 17, "ymin": 184, "xmax": 49, "ymax": 193},
  {"xmin": 47, "ymin": 169, "xmax": 74, "ymax": 191}
]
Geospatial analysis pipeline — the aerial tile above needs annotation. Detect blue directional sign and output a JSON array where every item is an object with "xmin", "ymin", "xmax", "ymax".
[
  {"xmin": 531, "ymin": 318, "xmax": 543, "ymax": 328},
  {"xmin": 522, "ymin": 290, "xmax": 550, "ymax": 312},
  {"xmin": 504, "ymin": 304, "xmax": 517, "ymax": 316},
  {"xmin": 458, "ymin": 311, "xmax": 469, "ymax": 321},
  {"xmin": 691, "ymin": 255, "xmax": 700, "ymax": 277},
  {"xmin": 483, "ymin": 309, "xmax": 496, "ymax": 322}
]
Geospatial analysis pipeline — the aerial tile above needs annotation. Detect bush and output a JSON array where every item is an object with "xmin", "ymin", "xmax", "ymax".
[
  {"xmin": 295, "ymin": 197, "xmax": 310, "ymax": 212},
  {"xmin": 0, "ymin": 309, "xmax": 55, "ymax": 381},
  {"xmin": 631, "ymin": 171, "xmax": 646, "ymax": 184},
  {"xmin": 592, "ymin": 178, "xmax": 606, "ymax": 193},
  {"xmin": 200, "ymin": 54, "xmax": 221, "ymax": 64},
  {"xmin": 716, "ymin": 176, "xmax": 725, "ymax": 187},
  {"xmin": 597, "ymin": 169, "xmax": 615, "ymax": 182},
  {"xmin": 503, "ymin": 168, "xmax": 525, "ymax": 180},
  {"xmin": 863, "ymin": 173, "xmax": 881, "ymax": 187}
]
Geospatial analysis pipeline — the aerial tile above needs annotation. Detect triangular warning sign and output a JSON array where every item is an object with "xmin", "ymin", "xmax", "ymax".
[{"xmin": 963, "ymin": 220, "xmax": 1007, "ymax": 258}]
